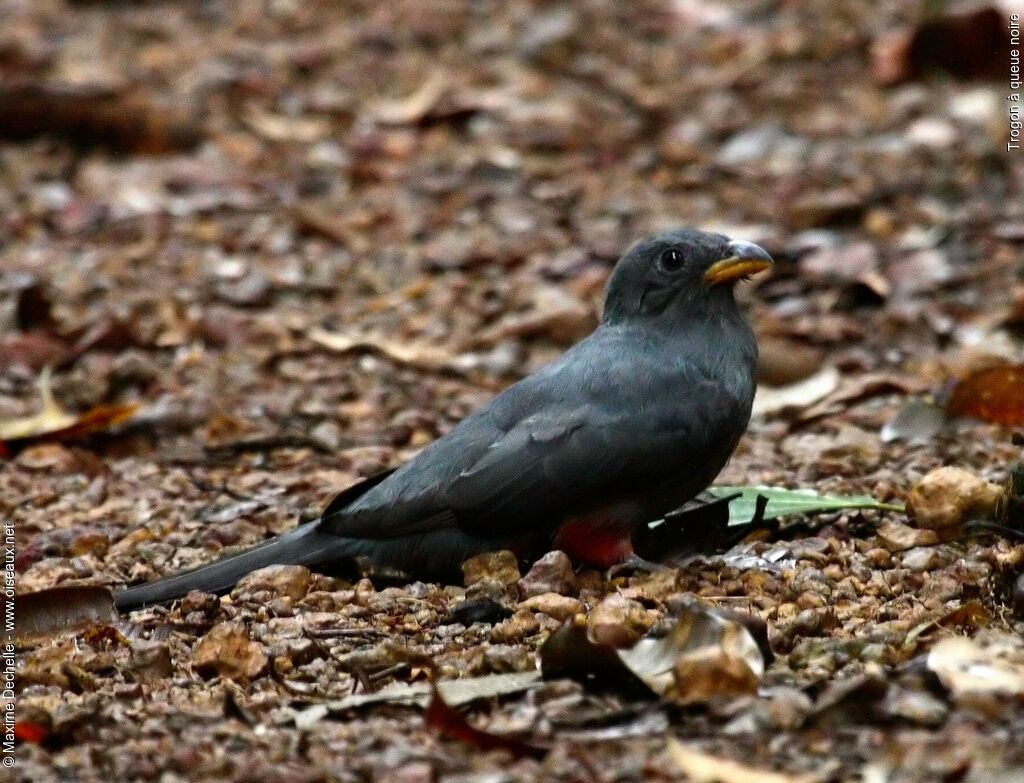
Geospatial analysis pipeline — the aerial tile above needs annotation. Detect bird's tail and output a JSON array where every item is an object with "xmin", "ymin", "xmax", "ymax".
[{"xmin": 114, "ymin": 523, "xmax": 358, "ymax": 611}]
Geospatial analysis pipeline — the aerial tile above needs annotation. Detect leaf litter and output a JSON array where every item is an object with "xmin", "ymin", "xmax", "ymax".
[{"xmin": 5, "ymin": 0, "xmax": 1024, "ymax": 780}]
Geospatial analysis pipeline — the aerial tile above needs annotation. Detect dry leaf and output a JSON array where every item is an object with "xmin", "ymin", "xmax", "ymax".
[
  {"xmin": 540, "ymin": 602, "xmax": 765, "ymax": 706},
  {"xmin": 0, "ymin": 80, "xmax": 202, "ymax": 154},
  {"xmin": 370, "ymin": 71, "xmax": 449, "ymax": 125},
  {"xmin": 946, "ymin": 364, "xmax": 1024, "ymax": 426},
  {"xmin": 0, "ymin": 369, "xmax": 139, "ymax": 446},
  {"xmin": 244, "ymin": 110, "xmax": 331, "ymax": 143},
  {"xmin": 309, "ymin": 326, "xmax": 457, "ymax": 372},
  {"xmin": 425, "ymin": 684, "xmax": 546, "ymax": 759},
  {"xmin": 752, "ymin": 366, "xmax": 840, "ymax": 417},
  {"xmin": 668, "ymin": 739, "xmax": 820, "ymax": 783},
  {"xmin": 323, "ymin": 671, "xmax": 542, "ymax": 713},
  {"xmin": 927, "ymin": 632, "xmax": 1024, "ymax": 697},
  {"xmin": 905, "ymin": 599, "xmax": 992, "ymax": 646},
  {"xmin": 14, "ymin": 585, "xmax": 116, "ymax": 641}
]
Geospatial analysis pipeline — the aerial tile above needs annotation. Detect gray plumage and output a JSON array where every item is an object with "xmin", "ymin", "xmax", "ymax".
[{"xmin": 115, "ymin": 228, "xmax": 768, "ymax": 610}]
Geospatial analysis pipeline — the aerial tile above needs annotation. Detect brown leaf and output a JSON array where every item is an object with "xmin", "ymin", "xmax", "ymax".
[
  {"xmin": 539, "ymin": 602, "xmax": 765, "ymax": 706},
  {"xmin": 0, "ymin": 370, "xmax": 139, "ymax": 450},
  {"xmin": 946, "ymin": 364, "xmax": 1024, "ymax": 426},
  {"xmin": 906, "ymin": 599, "xmax": 992, "ymax": 646},
  {"xmin": 872, "ymin": 7, "xmax": 1013, "ymax": 85},
  {"xmin": 927, "ymin": 631, "xmax": 1024, "ymax": 697},
  {"xmin": 14, "ymin": 585, "xmax": 116, "ymax": 641},
  {"xmin": 309, "ymin": 326, "xmax": 459, "ymax": 374},
  {"xmin": 668, "ymin": 739, "xmax": 820, "ymax": 783},
  {"xmin": 0, "ymin": 80, "xmax": 203, "ymax": 153},
  {"xmin": 425, "ymin": 685, "xmax": 546, "ymax": 760},
  {"xmin": 751, "ymin": 366, "xmax": 840, "ymax": 418},
  {"xmin": 192, "ymin": 622, "xmax": 269, "ymax": 682}
]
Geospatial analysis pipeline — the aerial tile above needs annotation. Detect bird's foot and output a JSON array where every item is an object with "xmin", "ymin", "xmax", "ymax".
[{"xmin": 606, "ymin": 554, "xmax": 672, "ymax": 579}]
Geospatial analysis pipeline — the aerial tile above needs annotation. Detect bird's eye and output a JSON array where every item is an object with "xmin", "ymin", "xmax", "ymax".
[{"xmin": 659, "ymin": 248, "xmax": 685, "ymax": 272}]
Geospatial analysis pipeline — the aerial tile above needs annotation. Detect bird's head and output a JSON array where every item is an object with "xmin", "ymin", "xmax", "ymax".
[{"xmin": 601, "ymin": 229, "xmax": 772, "ymax": 324}]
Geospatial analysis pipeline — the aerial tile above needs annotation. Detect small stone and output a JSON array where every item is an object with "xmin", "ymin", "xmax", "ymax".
[
  {"xmin": 586, "ymin": 593, "xmax": 658, "ymax": 648},
  {"xmin": 519, "ymin": 592, "xmax": 582, "ymax": 621},
  {"xmin": 864, "ymin": 547, "xmax": 892, "ymax": 568},
  {"xmin": 902, "ymin": 546, "xmax": 948, "ymax": 572},
  {"xmin": 462, "ymin": 550, "xmax": 520, "ymax": 588},
  {"xmin": 877, "ymin": 521, "xmax": 939, "ymax": 552},
  {"xmin": 233, "ymin": 564, "xmax": 312, "ymax": 601},
  {"xmin": 215, "ymin": 270, "xmax": 271, "ymax": 306},
  {"xmin": 180, "ymin": 590, "xmax": 220, "ymax": 616},
  {"xmin": 907, "ymin": 467, "xmax": 1003, "ymax": 538},
  {"xmin": 490, "ymin": 608, "xmax": 541, "ymax": 644},
  {"xmin": 129, "ymin": 642, "xmax": 173, "ymax": 683},
  {"xmin": 17, "ymin": 443, "xmax": 80, "ymax": 472},
  {"xmin": 518, "ymin": 550, "xmax": 577, "ymax": 598},
  {"xmin": 192, "ymin": 622, "xmax": 268, "ymax": 681}
]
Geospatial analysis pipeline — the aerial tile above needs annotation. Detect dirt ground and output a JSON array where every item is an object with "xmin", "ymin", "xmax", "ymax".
[{"xmin": 4, "ymin": 1, "xmax": 1024, "ymax": 781}]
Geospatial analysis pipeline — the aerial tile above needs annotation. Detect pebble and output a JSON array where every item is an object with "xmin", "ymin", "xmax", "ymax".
[
  {"xmin": 462, "ymin": 550, "xmax": 520, "ymax": 588},
  {"xmin": 192, "ymin": 622, "xmax": 268, "ymax": 681},
  {"xmin": 519, "ymin": 592, "xmax": 582, "ymax": 621},
  {"xmin": 877, "ymin": 521, "xmax": 939, "ymax": 552},
  {"xmin": 907, "ymin": 467, "xmax": 1003, "ymax": 538},
  {"xmin": 233, "ymin": 564, "xmax": 313, "ymax": 601},
  {"xmin": 586, "ymin": 593, "xmax": 658, "ymax": 648},
  {"xmin": 517, "ymin": 550, "xmax": 577, "ymax": 598}
]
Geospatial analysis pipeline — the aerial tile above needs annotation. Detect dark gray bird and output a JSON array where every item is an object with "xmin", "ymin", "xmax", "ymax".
[{"xmin": 114, "ymin": 229, "xmax": 771, "ymax": 610}]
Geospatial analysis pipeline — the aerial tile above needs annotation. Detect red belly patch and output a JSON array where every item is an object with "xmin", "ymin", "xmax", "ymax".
[{"xmin": 553, "ymin": 517, "xmax": 634, "ymax": 568}]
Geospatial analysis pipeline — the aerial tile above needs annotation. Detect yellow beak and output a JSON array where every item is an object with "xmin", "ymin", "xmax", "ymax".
[{"xmin": 703, "ymin": 240, "xmax": 773, "ymax": 286}]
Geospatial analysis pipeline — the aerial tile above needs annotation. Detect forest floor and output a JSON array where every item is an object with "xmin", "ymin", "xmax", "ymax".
[{"xmin": 4, "ymin": 1, "xmax": 1024, "ymax": 780}]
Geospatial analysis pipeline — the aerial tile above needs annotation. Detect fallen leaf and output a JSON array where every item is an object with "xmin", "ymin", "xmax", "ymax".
[
  {"xmin": 797, "ymin": 372, "xmax": 925, "ymax": 424},
  {"xmin": 323, "ymin": 671, "xmax": 542, "ymax": 712},
  {"xmin": 540, "ymin": 603, "xmax": 765, "ymax": 706},
  {"xmin": 370, "ymin": 70, "xmax": 449, "ymax": 125},
  {"xmin": 752, "ymin": 366, "xmax": 840, "ymax": 417},
  {"xmin": 244, "ymin": 110, "xmax": 331, "ymax": 143},
  {"xmin": 309, "ymin": 326, "xmax": 458, "ymax": 373},
  {"xmin": 927, "ymin": 632, "xmax": 1024, "ymax": 697},
  {"xmin": 425, "ymin": 685, "xmax": 546, "ymax": 759},
  {"xmin": 945, "ymin": 364, "xmax": 1024, "ymax": 426},
  {"xmin": 881, "ymin": 397, "xmax": 948, "ymax": 443},
  {"xmin": 872, "ymin": 6, "xmax": 1012, "ymax": 85},
  {"xmin": 0, "ymin": 369, "xmax": 139, "ymax": 448},
  {"xmin": 14, "ymin": 585, "xmax": 116, "ymax": 641},
  {"xmin": 0, "ymin": 80, "xmax": 202, "ymax": 153},
  {"xmin": 905, "ymin": 600, "xmax": 992, "ymax": 646},
  {"xmin": 667, "ymin": 738, "xmax": 820, "ymax": 783},
  {"xmin": 756, "ymin": 336, "xmax": 825, "ymax": 387},
  {"xmin": 708, "ymin": 486, "xmax": 903, "ymax": 527},
  {"xmin": 635, "ymin": 492, "xmax": 739, "ymax": 560}
]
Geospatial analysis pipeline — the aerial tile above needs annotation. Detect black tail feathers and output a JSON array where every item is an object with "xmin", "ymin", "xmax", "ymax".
[{"xmin": 113, "ymin": 523, "xmax": 356, "ymax": 611}]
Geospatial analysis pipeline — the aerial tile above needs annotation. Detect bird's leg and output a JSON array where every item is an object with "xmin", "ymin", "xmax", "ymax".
[
  {"xmin": 553, "ymin": 517, "xmax": 672, "ymax": 577},
  {"xmin": 606, "ymin": 553, "xmax": 672, "ymax": 579}
]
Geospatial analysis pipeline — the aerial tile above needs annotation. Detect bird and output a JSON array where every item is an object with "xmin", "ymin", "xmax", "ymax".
[{"xmin": 114, "ymin": 229, "xmax": 772, "ymax": 611}]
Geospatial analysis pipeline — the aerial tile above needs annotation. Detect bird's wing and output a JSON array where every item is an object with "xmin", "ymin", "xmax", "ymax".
[
  {"xmin": 440, "ymin": 370, "xmax": 737, "ymax": 536},
  {"xmin": 322, "ymin": 334, "xmax": 747, "ymax": 541}
]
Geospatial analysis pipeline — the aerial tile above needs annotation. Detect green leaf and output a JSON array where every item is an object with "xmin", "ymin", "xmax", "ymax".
[{"xmin": 708, "ymin": 486, "xmax": 904, "ymax": 527}]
